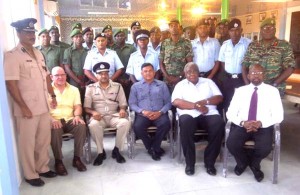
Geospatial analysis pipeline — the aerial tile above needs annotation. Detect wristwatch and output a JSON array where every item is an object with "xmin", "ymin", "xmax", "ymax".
[{"xmin": 240, "ymin": 121, "xmax": 245, "ymax": 127}]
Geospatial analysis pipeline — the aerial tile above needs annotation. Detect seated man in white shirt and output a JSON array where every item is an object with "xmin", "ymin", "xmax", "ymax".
[
  {"xmin": 172, "ymin": 62, "xmax": 224, "ymax": 176},
  {"xmin": 226, "ymin": 64, "xmax": 283, "ymax": 182}
]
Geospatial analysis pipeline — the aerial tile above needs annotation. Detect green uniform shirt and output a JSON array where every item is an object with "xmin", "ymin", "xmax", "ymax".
[
  {"xmin": 36, "ymin": 45, "xmax": 61, "ymax": 72},
  {"xmin": 242, "ymin": 38, "xmax": 295, "ymax": 94},
  {"xmin": 159, "ymin": 37, "xmax": 193, "ymax": 76}
]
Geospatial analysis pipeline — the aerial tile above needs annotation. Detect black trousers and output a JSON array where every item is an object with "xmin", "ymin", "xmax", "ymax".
[
  {"xmin": 179, "ymin": 114, "xmax": 224, "ymax": 167},
  {"xmin": 226, "ymin": 124, "xmax": 273, "ymax": 169},
  {"xmin": 133, "ymin": 113, "xmax": 170, "ymax": 152}
]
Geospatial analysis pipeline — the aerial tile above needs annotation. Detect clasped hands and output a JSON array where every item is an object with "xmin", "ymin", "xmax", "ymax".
[
  {"xmin": 91, "ymin": 109, "xmax": 127, "ymax": 121},
  {"xmin": 142, "ymin": 110, "xmax": 161, "ymax": 121},
  {"xmin": 243, "ymin": 121, "xmax": 262, "ymax": 132},
  {"xmin": 194, "ymin": 100, "xmax": 208, "ymax": 114}
]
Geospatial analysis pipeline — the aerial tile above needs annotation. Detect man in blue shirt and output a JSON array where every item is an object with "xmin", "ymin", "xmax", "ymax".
[{"xmin": 129, "ymin": 63, "xmax": 171, "ymax": 161}]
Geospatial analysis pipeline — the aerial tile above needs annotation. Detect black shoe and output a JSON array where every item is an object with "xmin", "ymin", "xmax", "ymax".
[
  {"xmin": 157, "ymin": 148, "xmax": 165, "ymax": 157},
  {"xmin": 25, "ymin": 178, "xmax": 45, "ymax": 187},
  {"xmin": 112, "ymin": 147, "xmax": 126, "ymax": 163},
  {"xmin": 93, "ymin": 153, "xmax": 105, "ymax": 166},
  {"xmin": 234, "ymin": 165, "xmax": 247, "ymax": 176},
  {"xmin": 185, "ymin": 165, "xmax": 195, "ymax": 176},
  {"xmin": 250, "ymin": 166, "xmax": 264, "ymax": 182},
  {"xmin": 148, "ymin": 149, "xmax": 161, "ymax": 161},
  {"xmin": 205, "ymin": 166, "xmax": 217, "ymax": 176},
  {"xmin": 39, "ymin": 170, "xmax": 57, "ymax": 178},
  {"xmin": 102, "ymin": 149, "xmax": 107, "ymax": 160}
]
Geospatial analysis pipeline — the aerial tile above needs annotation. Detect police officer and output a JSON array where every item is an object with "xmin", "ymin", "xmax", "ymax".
[
  {"xmin": 4, "ymin": 18, "xmax": 57, "ymax": 187},
  {"xmin": 148, "ymin": 26, "xmax": 162, "ymax": 54},
  {"xmin": 84, "ymin": 62, "xmax": 130, "ymax": 166},
  {"xmin": 36, "ymin": 28, "xmax": 62, "ymax": 72},
  {"xmin": 242, "ymin": 18, "xmax": 295, "ymax": 96}
]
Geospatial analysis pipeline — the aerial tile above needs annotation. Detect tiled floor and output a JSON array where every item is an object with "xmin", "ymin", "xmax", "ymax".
[{"xmin": 19, "ymin": 100, "xmax": 300, "ymax": 195}]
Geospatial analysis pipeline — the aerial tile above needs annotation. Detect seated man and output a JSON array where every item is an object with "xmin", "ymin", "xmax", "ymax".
[
  {"xmin": 226, "ymin": 64, "xmax": 283, "ymax": 182},
  {"xmin": 50, "ymin": 67, "xmax": 87, "ymax": 176},
  {"xmin": 84, "ymin": 62, "xmax": 130, "ymax": 166},
  {"xmin": 129, "ymin": 63, "xmax": 171, "ymax": 161},
  {"xmin": 172, "ymin": 62, "xmax": 224, "ymax": 176}
]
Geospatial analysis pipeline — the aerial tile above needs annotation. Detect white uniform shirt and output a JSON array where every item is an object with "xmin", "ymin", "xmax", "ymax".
[
  {"xmin": 226, "ymin": 83, "xmax": 283, "ymax": 128},
  {"xmin": 83, "ymin": 49, "xmax": 124, "ymax": 77},
  {"xmin": 148, "ymin": 42, "xmax": 161, "ymax": 55},
  {"xmin": 172, "ymin": 78, "xmax": 222, "ymax": 117},
  {"xmin": 192, "ymin": 37, "xmax": 220, "ymax": 72},
  {"xmin": 218, "ymin": 37, "xmax": 251, "ymax": 74},
  {"xmin": 126, "ymin": 49, "xmax": 160, "ymax": 81}
]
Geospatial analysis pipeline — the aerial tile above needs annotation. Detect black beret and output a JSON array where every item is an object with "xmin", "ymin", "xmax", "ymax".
[
  {"xmin": 114, "ymin": 29, "xmax": 125, "ymax": 37},
  {"xmin": 130, "ymin": 21, "xmax": 141, "ymax": 29},
  {"xmin": 217, "ymin": 19, "xmax": 230, "ymax": 26},
  {"xmin": 196, "ymin": 18, "xmax": 209, "ymax": 27},
  {"xmin": 168, "ymin": 19, "xmax": 180, "ymax": 25},
  {"xmin": 82, "ymin": 27, "xmax": 93, "ymax": 35},
  {"xmin": 134, "ymin": 29, "xmax": 150, "ymax": 41},
  {"xmin": 11, "ymin": 18, "xmax": 37, "ymax": 32},
  {"xmin": 228, "ymin": 18, "xmax": 242, "ymax": 30},
  {"xmin": 102, "ymin": 25, "xmax": 112, "ymax": 32},
  {"xmin": 94, "ymin": 33, "xmax": 107, "ymax": 40},
  {"xmin": 93, "ymin": 62, "xmax": 110, "ymax": 73},
  {"xmin": 150, "ymin": 26, "xmax": 161, "ymax": 34}
]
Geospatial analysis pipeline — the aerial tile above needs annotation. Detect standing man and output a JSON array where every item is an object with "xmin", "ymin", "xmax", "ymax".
[
  {"xmin": 148, "ymin": 26, "xmax": 162, "ymax": 54},
  {"xmin": 172, "ymin": 62, "xmax": 224, "ymax": 176},
  {"xmin": 242, "ymin": 18, "xmax": 295, "ymax": 96},
  {"xmin": 226, "ymin": 64, "xmax": 283, "ymax": 182},
  {"xmin": 192, "ymin": 18, "xmax": 220, "ymax": 80},
  {"xmin": 112, "ymin": 29, "xmax": 136, "ymax": 99},
  {"xmin": 183, "ymin": 26, "xmax": 196, "ymax": 41},
  {"xmin": 160, "ymin": 23, "xmax": 170, "ymax": 42},
  {"xmin": 49, "ymin": 25, "xmax": 70, "ymax": 63},
  {"xmin": 36, "ymin": 28, "xmax": 62, "ymax": 72},
  {"xmin": 4, "ymin": 18, "xmax": 57, "ymax": 187},
  {"xmin": 218, "ymin": 19, "xmax": 251, "ymax": 112},
  {"xmin": 159, "ymin": 19, "xmax": 193, "ymax": 90},
  {"xmin": 102, "ymin": 24, "xmax": 116, "ymax": 49},
  {"xmin": 84, "ymin": 62, "xmax": 130, "ymax": 165},
  {"xmin": 128, "ymin": 21, "xmax": 141, "ymax": 47},
  {"xmin": 129, "ymin": 63, "xmax": 171, "ymax": 161},
  {"xmin": 50, "ymin": 67, "xmax": 87, "ymax": 175},
  {"xmin": 126, "ymin": 29, "xmax": 160, "ymax": 83},
  {"xmin": 83, "ymin": 33, "xmax": 124, "ymax": 83},
  {"xmin": 216, "ymin": 19, "xmax": 230, "ymax": 45},
  {"xmin": 82, "ymin": 27, "xmax": 96, "ymax": 51}
]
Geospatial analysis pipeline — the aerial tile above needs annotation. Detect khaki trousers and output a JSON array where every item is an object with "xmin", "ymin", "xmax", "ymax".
[
  {"xmin": 16, "ymin": 112, "xmax": 51, "ymax": 180},
  {"xmin": 88, "ymin": 116, "xmax": 130, "ymax": 153},
  {"xmin": 51, "ymin": 119, "xmax": 87, "ymax": 160}
]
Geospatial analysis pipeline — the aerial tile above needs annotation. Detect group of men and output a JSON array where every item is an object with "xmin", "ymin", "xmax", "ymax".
[{"xmin": 3, "ymin": 15, "xmax": 294, "ymax": 187}]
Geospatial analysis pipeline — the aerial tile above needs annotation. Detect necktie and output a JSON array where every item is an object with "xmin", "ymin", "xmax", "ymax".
[{"xmin": 248, "ymin": 87, "xmax": 258, "ymax": 121}]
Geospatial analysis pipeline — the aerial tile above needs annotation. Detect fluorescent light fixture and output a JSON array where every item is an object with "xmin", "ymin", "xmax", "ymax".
[{"xmin": 88, "ymin": 11, "xmax": 118, "ymax": 15}]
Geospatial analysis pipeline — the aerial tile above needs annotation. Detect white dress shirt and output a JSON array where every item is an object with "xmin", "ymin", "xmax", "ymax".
[
  {"xmin": 218, "ymin": 37, "xmax": 251, "ymax": 74},
  {"xmin": 126, "ymin": 49, "xmax": 159, "ymax": 81},
  {"xmin": 171, "ymin": 78, "xmax": 222, "ymax": 117},
  {"xmin": 226, "ymin": 82, "xmax": 284, "ymax": 128},
  {"xmin": 148, "ymin": 42, "xmax": 161, "ymax": 55},
  {"xmin": 83, "ymin": 49, "xmax": 124, "ymax": 77},
  {"xmin": 192, "ymin": 37, "xmax": 220, "ymax": 72}
]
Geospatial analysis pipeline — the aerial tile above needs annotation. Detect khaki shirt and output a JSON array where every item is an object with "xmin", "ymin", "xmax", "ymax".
[
  {"xmin": 84, "ymin": 80, "xmax": 127, "ymax": 115},
  {"xmin": 4, "ymin": 43, "xmax": 50, "ymax": 116}
]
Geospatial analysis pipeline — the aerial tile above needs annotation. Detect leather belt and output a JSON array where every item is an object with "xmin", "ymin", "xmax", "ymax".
[
  {"xmin": 199, "ymin": 70, "xmax": 212, "ymax": 78},
  {"xmin": 225, "ymin": 72, "xmax": 242, "ymax": 79}
]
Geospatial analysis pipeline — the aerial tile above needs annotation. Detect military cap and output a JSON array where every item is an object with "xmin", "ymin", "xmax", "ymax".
[
  {"xmin": 114, "ymin": 29, "xmax": 125, "ymax": 37},
  {"xmin": 160, "ymin": 23, "xmax": 169, "ymax": 32},
  {"xmin": 93, "ymin": 62, "xmax": 110, "ymax": 73},
  {"xmin": 134, "ymin": 29, "xmax": 150, "ymax": 41},
  {"xmin": 94, "ymin": 33, "xmax": 106, "ymax": 40},
  {"xmin": 38, "ymin": 28, "xmax": 48, "ymax": 36},
  {"xmin": 260, "ymin": 18, "xmax": 276, "ymax": 28},
  {"xmin": 196, "ymin": 18, "xmax": 209, "ymax": 27},
  {"xmin": 168, "ymin": 19, "xmax": 180, "ymax": 25},
  {"xmin": 11, "ymin": 18, "xmax": 37, "ymax": 32},
  {"xmin": 228, "ymin": 18, "xmax": 242, "ymax": 30},
  {"xmin": 183, "ymin": 26, "xmax": 194, "ymax": 32},
  {"xmin": 130, "ymin": 21, "xmax": 141, "ymax": 29},
  {"xmin": 82, "ymin": 27, "xmax": 93, "ymax": 35},
  {"xmin": 102, "ymin": 25, "xmax": 112, "ymax": 32},
  {"xmin": 49, "ymin": 25, "xmax": 59, "ymax": 32},
  {"xmin": 72, "ymin": 23, "xmax": 82, "ymax": 31},
  {"xmin": 70, "ymin": 29, "xmax": 82, "ymax": 38},
  {"xmin": 217, "ymin": 19, "xmax": 230, "ymax": 26},
  {"xmin": 150, "ymin": 26, "xmax": 161, "ymax": 34}
]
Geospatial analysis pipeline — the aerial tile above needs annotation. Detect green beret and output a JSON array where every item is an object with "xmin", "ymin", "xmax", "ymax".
[
  {"xmin": 114, "ymin": 29, "xmax": 125, "ymax": 37},
  {"xmin": 102, "ymin": 25, "xmax": 112, "ymax": 32},
  {"xmin": 72, "ymin": 23, "xmax": 82, "ymax": 31},
  {"xmin": 70, "ymin": 29, "xmax": 82, "ymax": 38},
  {"xmin": 260, "ymin": 18, "xmax": 276, "ymax": 28},
  {"xmin": 38, "ymin": 28, "xmax": 48, "ymax": 36},
  {"xmin": 49, "ymin": 25, "xmax": 59, "ymax": 32}
]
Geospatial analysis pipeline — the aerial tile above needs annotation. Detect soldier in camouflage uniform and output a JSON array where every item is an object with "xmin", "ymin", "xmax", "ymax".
[
  {"xmin": 159, "ymin": 19, "xmax": 193, "ymax": 90},
  {"xmin": 242, "ymin": 18, "xmax": 295, "ymax": 96},
  {"xmin": 36, "ymin": 28, "xmax": 62, "ymax": 72}
]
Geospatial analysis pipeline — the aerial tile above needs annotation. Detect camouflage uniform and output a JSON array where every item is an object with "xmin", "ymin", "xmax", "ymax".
[
  {"xmin": 242, "ymin": 38, "xmax": 295, "ymax": 94},
  {"xmin": 159, "ymin": 37, "xmax": 193, "ymax": 76},
  {"xmin": 36, "ymin": 45, "xmax": 62, "ymax": 72}
]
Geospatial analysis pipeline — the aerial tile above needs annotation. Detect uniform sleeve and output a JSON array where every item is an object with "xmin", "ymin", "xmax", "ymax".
[
  {"xmin": 241, "ymin": 42, "xmax": 254, "ymax": 68},
  {"xmin": 153, "ymin": 53, "xmax": 160, "ymax": 71},
  {"xmin": 214, "ymin": 40, "xmax": 221, "ymax": 61},
  {"xmin": 63, "ymin": 48, "xmax": 71, "ymax": 65},
  {"xmin": 83, "ymin": 52, "xmax": 93, "ymax": 71},
  {"xmin": 114, "ymin": 52, "xmax": 124, "ymax": 70},
  {"xmin": 159, "ymin": 40, "xmax": 166, "ymax": 60},
  {"xmin": 4, "ymin": 51, "xmax": 20, "ymax": 80},
  {"xmin": 84, "ymin": 86, "xmax": 93, "ymax": 108},
  {"xmin": 185, "ymin": 40, "xmax": 194, "ymax": 58},
  {"xmin": 125, "ymin": 54, "xmax": 134, "ymax": 75},
  {"xmin": 282, "ymin": 42, "xmax": 296, "ymax": 69},
  {"xmin": 218, "ymin": 44, "xmax": 226, "ymax": 62},
  {"xmin": 117, "ymin": 85, "xmax": 127, "ymax": 107}
]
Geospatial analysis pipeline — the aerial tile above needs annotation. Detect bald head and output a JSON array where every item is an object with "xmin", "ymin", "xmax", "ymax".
[
  {"xmin": 51, "ymin": 66, "xmax": 65, "ymax": 75},
  {"xmin": 51, "ymin": 66, "xmax": 67, "ymax": 86},
  {"xmin": 184, "ymin": 62, "xmax": 200, "ymax": 84},
  {"xmin": 248, "ymin": 64, "xmax": 264, "ymax": 86}
]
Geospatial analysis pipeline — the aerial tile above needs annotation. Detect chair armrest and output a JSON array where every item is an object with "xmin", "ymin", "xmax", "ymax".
[
  {"xmin": 225, "ymin": 121, "xmax": 232, "ymax": 141},
  {"xmin": 167, "ymin": 110, "xmax": 173, "ymax": 122},
  {"xmin": 273, "ymin": 123, "xmax": 281, "ymax": 145}
]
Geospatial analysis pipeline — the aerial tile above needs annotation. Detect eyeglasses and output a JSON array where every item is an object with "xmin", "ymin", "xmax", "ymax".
[
  {"xmin": 262, "ymin": 26, "xmax": 275, "ymax": 31},
  {"xmin": 53, "ymin": 74, "xmax": 66, "ymax": 77},
  {"xmin": 249, "ymin": 72, "xmax": 263, "ymax": 75}
]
